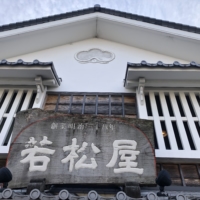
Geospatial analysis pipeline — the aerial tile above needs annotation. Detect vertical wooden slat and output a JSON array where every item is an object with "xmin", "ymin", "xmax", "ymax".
[
  {"xmin": 0, "ymin": 89, "xmax": 4, "ymax": 103},
  {"xmin": 122, "ymin": 94, "xmax": 125, "ymax": 117},
  {"xmin": 68, "ymin": 95, "xmax": 73, "ymax": 114},
  {"xmin": 95, "ymin": 95, "xmax": 98, "ymax": 115},
  {"xmin": 169, "ymin": 92, "xmax": 191, "ymax": 151},
  {"xmin": 82, "ymin": 94, "xmax": 86, "ymax": 114},
  {"xmin": 189, "ymin": 92, "xmax": 200, "ymax": 122},
  {"xmin": 109, "ymin": 95, "xmax": 111, "ymax": 116},
  {"xmin": 0, "ymin": 90, "xmax": 23, "ymax": 145},
  {"xmin": 55, "ymin": 94, "xmax": 60, "ymax": 112},
  {"xmin": 179, "ymin": 92, "xmax": 200, "ymax": 150},
  {"xmin": 0, "ymin": 90, "xmax": 14, "ymax": 122},
  {"xmin": 20, "ymin": 90, "xmax": 33, "ymax": 111},
  {"xmin": 196, "ymin": 164, "xmax": 200, "ymax": 179},
  {"xmin": 178, "ymin": 164, "xmax": 186, "ymax": 186},
  {"xmin": 159, "ymin": 92, "xmax": 178, "ymax": 150},
  {"xmin": 149, "ymin": 91, "xmax": 165, "ymax": 150}
]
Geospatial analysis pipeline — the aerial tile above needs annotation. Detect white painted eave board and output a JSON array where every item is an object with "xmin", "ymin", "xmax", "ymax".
[
  {"xmin": 97, "ymin": 14, "xmax": 200, "ymax": 63},
  {"xmin": 0, "ymin": 14, "xmax": 97, "ymax": 60},
  {"xmin": 127, "ymin": 68, "xmax": 200, "ymax": 80},
  {"xmin": 0, "ymin": 13, "xmax": 200, "ymax": 62},
  {"xmin": 0, "ymin": 66, "xmax": 59, "ymax": 86},
  {"xmin": 125, "ymin": 68, "xmax": 200, "ymax": 88}
]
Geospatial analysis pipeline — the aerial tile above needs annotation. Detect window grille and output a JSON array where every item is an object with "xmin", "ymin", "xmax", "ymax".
[
  {"xmin": 44, "ymin": 92, "xmax": 136, "ymax": 117},
  {"xmin": 0, "ymin": 88, "xmax": 36, "ymax": 154},
  {"xmin": 142, "ymin": 90, "xmax": 200, "ymax": 159}
]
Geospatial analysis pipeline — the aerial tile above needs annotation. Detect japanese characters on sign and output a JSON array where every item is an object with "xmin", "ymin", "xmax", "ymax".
[
  {"xmin": 21, "ymin": 136, "xmax": 143, "ymax": 174},
  {"xmin": 7, "ymin": 109, "xmax": 155, "ymax": 188}
]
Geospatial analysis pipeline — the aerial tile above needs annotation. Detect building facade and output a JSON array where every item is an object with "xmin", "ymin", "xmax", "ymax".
[{"xmin": 0, "ymin": 4, "xmax": 200, "ymax": 194}]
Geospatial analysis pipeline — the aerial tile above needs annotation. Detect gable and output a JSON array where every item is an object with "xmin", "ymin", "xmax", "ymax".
[{"xmin": 8, "ymin": 38, "xmax": 188, "ymax": 93}]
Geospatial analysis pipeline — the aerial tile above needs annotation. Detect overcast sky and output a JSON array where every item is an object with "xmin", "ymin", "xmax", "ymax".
[{"xmin": 0, "ymin": 0, "xmax": 200, "ymax": 27}]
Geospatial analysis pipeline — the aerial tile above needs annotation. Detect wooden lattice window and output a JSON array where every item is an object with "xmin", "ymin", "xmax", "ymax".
[{"xmin": 44, "ymin": 93, "xmax": 136, "ymax": 117}]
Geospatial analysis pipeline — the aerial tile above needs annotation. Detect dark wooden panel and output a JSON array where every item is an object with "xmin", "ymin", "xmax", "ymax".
[
  {"xmin": 156, "ymin": 164, "xmax": 161, "ymax": 176},
  {"xmin": 98, "ymin": 96, "xmax": 109, "ymax": 103},
  {"xmin": 98, "ymin": 105, "xmax": 109, "ymax": 114},
  {"xmin": 59, "ymin": 95, "xmax": 71, "ymax": 104},
  {"xmin": 125, "ymin": 115, "xmax": 136, "ymax": 118},
  {"xmin": 44, "ymin": 104, "xmax": 56, "ymax": 111},
  {"xmin": 181, "ymin": 165, "xmax": 198, "ymax": 178},
  {"xmin": 71, "ymin": 104, "xmax": 82, "ymax": 114},
  {"xmin": 84, "ymin": 105, "xmax": 96, "ymax": 114},
  {"xmin": 124, "ymin": 104, "xmax": 136, "ymax": 115},
  {"xmin": 124, "ymin": 96, "xmax": 135, "ymax": 104},
  {"xmin": 57, "ymin": 105, "xmax": 70, "ymax": 112},
  {"xmin": 85, "ymin": 96, "xmax": 96, "ymax": 103},
  {"xmin": 45, "ymin": 95, "xmax": 58, "ymax": 104},
  {"xmin": 162, "ymin": 164, "xmax": 181, "ymax": 178},
  {"xmin": 111, "ymin": 105, "xmax": 122, "ymax": 115},
  {"xmin": 72, "ymin": 96, "xmax": 84, "ymax": 103},
  {"xmin": 184, "ymin": 178, "xmax": 200, "ymax": 186},
  {"xmin": 171, "ymin": 178, "xmax": 183, "ymax": 186},
  {"xmin": 44, "ymin": 94, "xmax": 137, "ymax": 118},
  {"xmin": 111, "ymin": 96, "xmax": 122, "ymax": 103}
]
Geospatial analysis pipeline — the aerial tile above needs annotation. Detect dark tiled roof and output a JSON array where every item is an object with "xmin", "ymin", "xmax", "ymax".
[
  {"xmin": 127, "ymin": 60, "xmax": 200, "ymax": 68},
  {"xmin": 0, "ymin": 5, "xmax": 200, "ymax": 34},
  {"xmin": 124, "ymin": 60, "xmax": 200, "ymax": 86},
  {"xmin": 1, "ymin": 188, "xmax": 200, "ymax": 199},
  {"xmin": 0, "ymin": 59, "xmax": 52, "ymax": 66},
  {"xmin": 0, "ymin": 59, "xmax": 61, "ymax": 85}
]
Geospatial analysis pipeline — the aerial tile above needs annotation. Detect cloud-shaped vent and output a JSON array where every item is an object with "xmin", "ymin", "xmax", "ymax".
[{"xmin": 75, "ymin": 48, "xmax": 115, "ymax": 64}]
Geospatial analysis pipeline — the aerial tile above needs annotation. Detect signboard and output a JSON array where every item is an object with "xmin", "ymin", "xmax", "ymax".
[{"xmin": 7, "ymin": 109, "xmax": 155, "ymax": 188}]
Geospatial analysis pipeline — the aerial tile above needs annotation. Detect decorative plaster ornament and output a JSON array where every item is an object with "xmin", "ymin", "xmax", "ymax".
[{"xmin": 75, "ymin": 48, "xmax": 115, "ymax": 64}]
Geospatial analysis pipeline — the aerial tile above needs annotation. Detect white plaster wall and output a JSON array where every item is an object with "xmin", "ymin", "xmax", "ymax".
[{"xmin": 8, "ymin": 38, "xmax": 188, "ymax": 93}]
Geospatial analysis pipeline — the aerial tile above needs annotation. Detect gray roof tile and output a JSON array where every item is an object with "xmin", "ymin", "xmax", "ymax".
[{"xmin": 0, "ymin": 5, "xmax": 199, "ymax": 34}]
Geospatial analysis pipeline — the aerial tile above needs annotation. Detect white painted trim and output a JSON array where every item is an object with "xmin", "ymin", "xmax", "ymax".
[
  {"xmin": 179, "ymin": 92, "xmax": 200, "ymax": 150},
  {"xmin": 159, "ymin": 92, "xmax": 178, "ymax": 150},
  {"xmin": 155, "ymin": 149, "xmax": 200, "ymax": 159},
  {"xmin": 169, "ymin": 92, "xmax": 191, "ymax": 151},
  {"xmin": 126, "ymin": 79, "xmax": 200, "ymax": 89},
  {"xmin": 0, "ymin": 90, "xmax": 23, "ymax": 146},
  {"xmin": 1, "ymin": 13, "xmax": 200, "ymax": 42},
  {"xmin": 146, "ymin": 89, "xmax": 200, "ymax": 92},
  {"xmin": 33, "ymin": 86, "xmax": 47, "ymax": 109},
  {"xmin": 0, "ymin": 13, "xmax": 97, "ymax": 38},
  {"xmin": 0, "ymin": 145, "xmax": 10, "ymax": 154},
  {"xmin": 0, "ymin": 78, "xmax": 57, "ymax": 87},
  {"xmin": 0, "ymin": 88, "xmax": 36, "ymax": 154},
  {"xmin": 136, "ymin": 88, "xmax": 148, "ymax": 119},
  {"xmin": 189, "ymin": 92, "xmax": 200, "ymax": 123},
  {"xmin": 21, "ymin": 90, "xmax": 34, "ymax": 111},
  {"xmin": 138, "ymin": 90, "xmax": 200, "ymax": 159},
  {"xmin": 149, "ymin": 91, "xmax": 165, "ymax": 150},
  {"xmin": 0, "ymin": 90, "xmax": 14, "ymax": 122},
  {"xmin": 97, "ymin": 13, "xmax": 200, "ymax": 41}
]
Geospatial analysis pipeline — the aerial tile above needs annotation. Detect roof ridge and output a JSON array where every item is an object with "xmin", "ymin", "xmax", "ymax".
[{"xmin": 0, "ymin": 4, "xmax": 199, "ymax": 34}]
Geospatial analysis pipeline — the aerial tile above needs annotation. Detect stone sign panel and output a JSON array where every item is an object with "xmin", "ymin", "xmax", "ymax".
[{"xmin": 7, "ymin": 109, "xmax": 155, "ymax": 188}]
